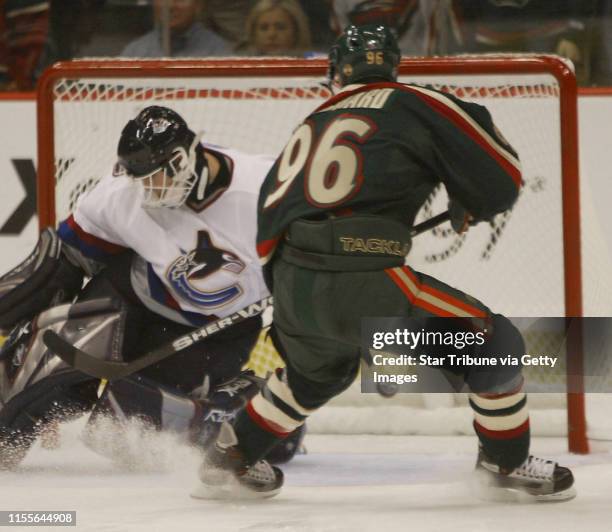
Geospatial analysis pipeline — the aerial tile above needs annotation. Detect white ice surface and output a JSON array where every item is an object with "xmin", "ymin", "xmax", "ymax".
[{"xmin": 1, "ymin": 418, "xmax": 611, "ymax": 532}]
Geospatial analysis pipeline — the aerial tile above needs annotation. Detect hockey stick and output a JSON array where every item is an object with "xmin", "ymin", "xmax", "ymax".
[
  {"xmin": 411, "ymin": 210, "xmax": 449, "ymax": 237},
  {"xmin": 42, "ymin": 212, "xmax": 450, "ymax": 381},
  {"xmin": 43, "ymin": 296, "xmax": 273, "ymax": 380}
]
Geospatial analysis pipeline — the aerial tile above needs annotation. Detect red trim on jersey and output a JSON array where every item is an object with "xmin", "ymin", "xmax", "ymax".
[
  {"xmin": 474, "ymin": 419, "xmax": 530, "ymax": 440},
  {"xmin": 256, "ymin": 236, "xmax": 281, "ymax": 261},
  {"xmin": 315, "ymin": 82, "xmax": 521, "ymax": 189},
  {"xmin": 246, "ymin": 401, "xmax": 291, "ymax": 438},
  {"xmin": 403, "ymin": 86, "xmax": 522, "ymax": 189},
  {"xmin": 333, "ymin": 207, "xmax": 354, "ymax": 217},
  {"xmin": 67, "ymin": 215, "xmax": 127, "ymax": 254},
  {"xmin": 314, "ymin": 82, "xmax": 400, "ymax": 113}
]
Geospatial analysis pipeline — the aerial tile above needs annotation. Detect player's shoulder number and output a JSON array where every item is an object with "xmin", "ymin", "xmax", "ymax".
[{"xmin": 263, "ymin": 113, "xmax": 377, "ymax": 209}]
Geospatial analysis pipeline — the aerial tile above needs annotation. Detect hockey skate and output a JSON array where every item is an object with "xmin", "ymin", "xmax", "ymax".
[
  {"xmin": 192, "ymin": 422, "xmax": 283, "ymax": 500},
  {"xmin": 475, "ymin": 446, "xmax": 576, "ymax": 502}
]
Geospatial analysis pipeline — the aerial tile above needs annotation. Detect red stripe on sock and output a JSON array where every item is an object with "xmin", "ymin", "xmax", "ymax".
[
  {"xmin": 475, "ymin": 381, "xmax": 525, "ymax": 400},
  {"xmin": 246, "ymin": 401, "xmax": 291, "ymax": 438},
  {"xmin": 474, "ymin": 419, "xmax": 530, "ymax": 440}
]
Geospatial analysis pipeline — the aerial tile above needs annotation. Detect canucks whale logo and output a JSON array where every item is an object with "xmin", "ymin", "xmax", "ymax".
[{"xmin": 168, "ymin": 231, "xmax": 245, "ymax": 308}]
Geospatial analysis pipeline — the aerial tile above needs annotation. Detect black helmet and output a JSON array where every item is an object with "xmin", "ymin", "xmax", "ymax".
[
  {"xmin": 328, "ymin": 24, "xmax": 400, "ymax": 87},
  {"xmin": 117, "ymin": 106, "xmax": 204, "ymax": 208},
  {"xmin": 117, "ymin": 105, "xmax": 195, "ymax": 177}
]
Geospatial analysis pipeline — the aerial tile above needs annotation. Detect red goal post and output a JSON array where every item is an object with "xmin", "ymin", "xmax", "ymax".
[{"xmin": 36, "ymin": 56, "xmax": 586, "ymax": 453}]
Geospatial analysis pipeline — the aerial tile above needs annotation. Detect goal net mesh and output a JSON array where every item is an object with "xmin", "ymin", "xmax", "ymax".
[{"xmin": 40, "ymin": 57, "xmax": 612, "ymax": 442}]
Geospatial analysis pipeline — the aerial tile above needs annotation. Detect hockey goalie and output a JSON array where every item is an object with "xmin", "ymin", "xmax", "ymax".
[{"xmin": 0, "ymin": 106, "xmax": 304, "ymax": 469}]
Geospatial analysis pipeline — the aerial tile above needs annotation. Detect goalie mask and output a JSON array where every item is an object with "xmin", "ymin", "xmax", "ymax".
[
  {"xmin": 116, "ymin": 106, "xmax": 208, "ymax": 208},
  {"xmin": 328, "ymin": 24, "xmax": 400, "ymax": 88}
]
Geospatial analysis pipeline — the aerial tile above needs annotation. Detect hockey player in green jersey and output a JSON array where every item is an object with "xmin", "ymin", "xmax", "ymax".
[{"xmin": 195, "ymin": 24, "xmax": 576, "ymax": 501}]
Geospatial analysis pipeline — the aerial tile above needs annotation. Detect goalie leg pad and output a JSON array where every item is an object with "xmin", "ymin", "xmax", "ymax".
[
  {"xmin": 0, "ymin": 298, "xmax": 124, "ymax": 468},
  {"xmin": 86, "ymin": 375, "xmax": 203, "ymax": 435},
  {"xmin": 83, "ymin": 371, "xmax": 269, "ymax": 461},
  {"xmin": 83, "ymin": 375, "xmax": 203, "ymax": 463},
  {"xmin": 0, "ymin": 372, "xmax": 97, "ymax": 469},
  {"xmin": 0, "ymin": 228, "xmax": 83, "ymax": 330}
]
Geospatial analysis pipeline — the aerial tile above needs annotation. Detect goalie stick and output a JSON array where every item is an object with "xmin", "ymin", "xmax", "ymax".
[
  {"xmin": 43, "ymin": 296, "xmax": 273, "ymax": 380},
  {"xmin": 42, "ymin": 211, "xmax": 450, "ymax": 380}
]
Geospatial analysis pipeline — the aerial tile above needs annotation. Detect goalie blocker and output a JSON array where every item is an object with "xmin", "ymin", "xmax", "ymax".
[{"xmin": 0, "ymin": 227, "xmax": 83, "ymax": 330}]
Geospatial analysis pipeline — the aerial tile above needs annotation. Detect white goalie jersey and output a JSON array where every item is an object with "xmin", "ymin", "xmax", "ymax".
[{"xmin": 58, "ymin": 144, "xmax": 274, "ymax": 325}]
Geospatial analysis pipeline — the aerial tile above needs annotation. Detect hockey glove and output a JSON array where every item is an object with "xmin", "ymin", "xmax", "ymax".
[{"xmin": 448, "ymin": 200, "xmax": 474, "ymax": 234}]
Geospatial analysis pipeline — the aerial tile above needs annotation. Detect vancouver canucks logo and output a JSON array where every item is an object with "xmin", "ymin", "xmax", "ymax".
[{"xmin": 168, "ymin": 231, "xmax": 245, "ymax": 308}]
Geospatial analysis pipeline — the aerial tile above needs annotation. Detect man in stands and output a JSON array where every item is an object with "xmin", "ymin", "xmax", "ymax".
[{"xmin": 121, "ymin": 0, "xmax": 230, "ymax": 57}]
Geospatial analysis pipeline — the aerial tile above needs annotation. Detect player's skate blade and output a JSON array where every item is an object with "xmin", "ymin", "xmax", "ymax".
[
  {"xmin": 191, "ymin": 469, "xmax": 282, "ymax": 500},
  {"xmin": 474, "ymin": 448, "xmax": 576, "ymax": 503},
  {"xmin": 192, "ymin": 422, "xmax": 283, "ymax": 500}
]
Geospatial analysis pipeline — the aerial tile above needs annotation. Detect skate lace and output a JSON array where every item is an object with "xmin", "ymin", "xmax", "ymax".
[{"xmin": 515, "ymin": 455, "xmax": 556, "ymax": 480}]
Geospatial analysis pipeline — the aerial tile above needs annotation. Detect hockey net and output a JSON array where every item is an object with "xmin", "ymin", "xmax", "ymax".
[{"xmin": 37, "ymin": 57, "xmax": 612, "ymax": 453}]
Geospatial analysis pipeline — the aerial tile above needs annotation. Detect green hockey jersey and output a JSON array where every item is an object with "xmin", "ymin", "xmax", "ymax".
[{"xmin": 257, "ymin": 81, "xmax": 522, "ymax": 267}]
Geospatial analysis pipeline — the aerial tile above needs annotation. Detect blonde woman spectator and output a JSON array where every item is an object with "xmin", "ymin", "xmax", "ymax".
[{"xmin": 238, "ymin": 0, "xmax": 312, "ymax": 56}]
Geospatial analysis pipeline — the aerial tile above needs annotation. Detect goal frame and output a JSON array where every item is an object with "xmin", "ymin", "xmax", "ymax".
[{"xmin": 35, "ymin": 56, "xmax": 586, "ymax": 453}]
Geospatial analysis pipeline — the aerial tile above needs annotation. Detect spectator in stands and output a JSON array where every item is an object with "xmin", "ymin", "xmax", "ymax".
[
  {"xmin": 590, "ymin": 0, "xmax": 612, "ymax": 86},
  {"xmin": 207, "ymin": 0, "xmax": 330, "ymax": 51},
  {"xmin": 330, "ymin": 0, "xmax": 464, "ymax": 56},
  {"xmin": 47, "ymin": 0, "xmax": 106, "ymax": 64},
  {"xmin": 297, "ymin": 0, "xmax": 335, "ymax": 50},
  {"xmin": 456, "ymin": 0, "xmax": 597, "ymax": 85},
  {"xmin": 236, "ymin": 0, "xmax": 312, "ymax": 56},
  {"xmin": 0, "ymin": 0, "xmax": 51, "ymax": 90},
  {"xmin": 121, "ymin": 0, "xmax": 231, "ymax": 58},
  {"xmin": 202, "ymin": 0, "xmax": 257, "ymax": 45}
]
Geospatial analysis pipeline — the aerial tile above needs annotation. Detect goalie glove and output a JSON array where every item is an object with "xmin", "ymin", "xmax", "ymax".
[{"xmin": 448, "ymin": 200, "xmax": 474, "ymax": 234}]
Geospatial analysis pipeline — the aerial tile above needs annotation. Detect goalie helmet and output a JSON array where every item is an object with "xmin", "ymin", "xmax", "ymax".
[
  {"xmin": 328, "ymin": 24, "xmax": 400, "ymax": 88},
  {"xmin": 116, "ymin": 106, "xmax": 207, "ymax": 208}
]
